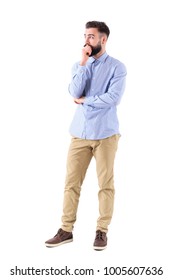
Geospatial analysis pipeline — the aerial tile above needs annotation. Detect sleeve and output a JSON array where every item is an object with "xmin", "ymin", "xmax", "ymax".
[
  {"xmin": 68, "ymin": 62, "xmax": 88, "ymax": 98},
  {"xmin": 84, "ymin": 63, "xmax": 127, "ymax": 109}
]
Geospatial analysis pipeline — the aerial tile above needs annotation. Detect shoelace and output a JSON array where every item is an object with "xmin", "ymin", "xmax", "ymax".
[
  {"xmin": 54, "ymin": 229, "xmax": 63, "ymax": 237},
  {"xmin": 96, "ymin": 231, "xmax": 104, "ymax": 240}
]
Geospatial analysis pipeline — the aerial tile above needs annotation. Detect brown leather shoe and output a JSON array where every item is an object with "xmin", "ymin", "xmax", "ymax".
[
  {"xmin": 93, "ymin": 230, "xmax": 107, "ymax": 250},
  {"xmin": 45, "ymin": 228, "xmax": 73, "ymax": 247}
]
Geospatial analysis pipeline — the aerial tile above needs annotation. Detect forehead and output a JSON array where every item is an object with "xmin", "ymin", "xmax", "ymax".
[{"xmin": 84, "ymin": 28, "xmax": 99, "ymax": 36}]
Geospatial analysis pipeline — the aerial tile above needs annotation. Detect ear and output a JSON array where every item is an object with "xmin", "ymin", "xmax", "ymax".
[{"xmin": 101, "ymin": 35, "xmax": 107, "ymax": 45}]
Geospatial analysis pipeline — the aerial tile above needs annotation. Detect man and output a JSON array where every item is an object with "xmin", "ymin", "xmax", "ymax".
[{"xmin": 45, "ymin": 21, "xmax": 127, "ymax": 250}]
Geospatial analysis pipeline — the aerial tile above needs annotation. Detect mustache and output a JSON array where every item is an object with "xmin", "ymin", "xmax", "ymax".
[{"xmin": 83, "ymin": 43, "xmax": 92, "ymax": 48}]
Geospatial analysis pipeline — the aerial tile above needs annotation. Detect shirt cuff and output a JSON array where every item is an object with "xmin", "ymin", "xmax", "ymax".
[
  {"xmin": 76, "ymin": 65, "xmax": 86, "ymax": 74},
  {"xmin": 84, "ymin": 96, "xmax": 96, "ymax": 105}
]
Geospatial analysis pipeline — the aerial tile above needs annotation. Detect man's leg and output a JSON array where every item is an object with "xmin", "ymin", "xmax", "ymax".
[
  {"xmin": 61, "ymin": 137, "xmax": 93, "ymax": 232},
  {"xmin": 93, "ymin": 134, "xmax": 120, "ymax": 233}
]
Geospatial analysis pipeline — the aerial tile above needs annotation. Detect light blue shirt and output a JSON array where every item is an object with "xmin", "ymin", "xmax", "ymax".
[{"xmin": 68, "ymin": 52, "xmax": 127, "ymax": 140}]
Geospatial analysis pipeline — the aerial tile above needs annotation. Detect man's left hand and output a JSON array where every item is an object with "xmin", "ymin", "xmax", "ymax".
[{"xmin": 74, "ymin": 97, "xmax": 85, "ymax": 104}]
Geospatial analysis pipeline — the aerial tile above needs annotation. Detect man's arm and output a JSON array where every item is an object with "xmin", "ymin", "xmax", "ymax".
[
  {"xmin": 75, "ymin": 63, "xmax": 127, "ymax": 108},
  {"xmin": 68, "ymin": 65, "xmax": 87, "ymax": 98},
  {"xmin": 68, "ymin": 44, "xmax": 92, "ymax": 98}
]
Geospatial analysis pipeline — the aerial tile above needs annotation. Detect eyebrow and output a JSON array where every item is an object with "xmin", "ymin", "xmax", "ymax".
[{"xmin": 84, "ymin": 34, "xmax": 95, "ymax": 37}]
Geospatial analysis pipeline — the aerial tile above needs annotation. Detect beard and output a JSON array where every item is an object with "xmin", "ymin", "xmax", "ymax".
[
  {"xmin": 89, "ymin": 43, "xmax": 102, "ymax": 56},
  {"xmin": 84, "ymin": 42, "xmax": 102, "ymax": 57}
]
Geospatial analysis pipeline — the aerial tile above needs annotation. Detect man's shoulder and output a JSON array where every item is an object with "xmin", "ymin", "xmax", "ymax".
[
  {"xmin": 107, "ymin": 55, "xmax": 125, "ymax": 66},
  {"xmin": 106, "ymin": 55, "xmax": 127, "ymax": 73}
]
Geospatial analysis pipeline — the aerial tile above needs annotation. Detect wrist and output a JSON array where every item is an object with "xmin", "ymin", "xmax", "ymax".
[{"xmin": 79, "ymin": 60, "xmax": 87, "ymax": 66}]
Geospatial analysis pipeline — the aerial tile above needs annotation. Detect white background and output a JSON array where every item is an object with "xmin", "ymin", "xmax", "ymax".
[{"xmin": 0, "ymin": 0, "xmax": 173, "ymax": 279}]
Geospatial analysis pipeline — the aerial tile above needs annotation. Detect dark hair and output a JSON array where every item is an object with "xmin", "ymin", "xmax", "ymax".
[{"xmin": 85, "ymin": 21, "xmax": 110, "ymax": 38}]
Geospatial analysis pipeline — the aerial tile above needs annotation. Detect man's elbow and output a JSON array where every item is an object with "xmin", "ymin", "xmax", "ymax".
[{"xmin": 68, "ymin": 88, "xmax": 82, "ymax": 98}]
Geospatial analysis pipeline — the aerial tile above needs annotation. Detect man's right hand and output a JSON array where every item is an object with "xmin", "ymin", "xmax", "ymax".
[{"xmin": 80, "ymin": 44, "xmax": 92, "ymax": 66}]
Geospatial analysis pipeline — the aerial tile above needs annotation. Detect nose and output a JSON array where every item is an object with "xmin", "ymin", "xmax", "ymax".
[{"xmin": 85, "ymin": 38, "xmax": 90, "ymax": 45}]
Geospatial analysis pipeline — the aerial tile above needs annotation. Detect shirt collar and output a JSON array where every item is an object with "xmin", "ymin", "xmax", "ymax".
[{"xmin": 88, "ymin": 52, "xmax": 108, "ymax": 64}]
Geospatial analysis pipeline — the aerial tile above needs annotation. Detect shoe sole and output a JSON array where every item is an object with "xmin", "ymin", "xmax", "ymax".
[
  {"xmin": 45, "ymin": 238, "xmax": 73, "ymax": 248},
  {"xmin": 93, "ymin": 245, "xmax": 107, "ymax": 251}
]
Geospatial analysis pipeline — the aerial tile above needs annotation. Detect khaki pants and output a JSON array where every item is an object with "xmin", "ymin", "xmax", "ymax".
[{"xmin": 61, "ymin": 134, "xmax": 120, "ymax": 233}]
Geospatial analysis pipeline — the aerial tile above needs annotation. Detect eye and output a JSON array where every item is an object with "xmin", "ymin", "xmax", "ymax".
[
  {"xmin": 84, "ymin": 34, "xmax": 95, "ymax": 40},
  {"xmin": 88, "ymin": 35, "xmax": 95, "ymax": 39}
]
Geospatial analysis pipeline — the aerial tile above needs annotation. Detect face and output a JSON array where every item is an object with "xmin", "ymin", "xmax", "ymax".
[{"xmin": 84, "ymin": 28, "xmax": 105, "ymax": 57}]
